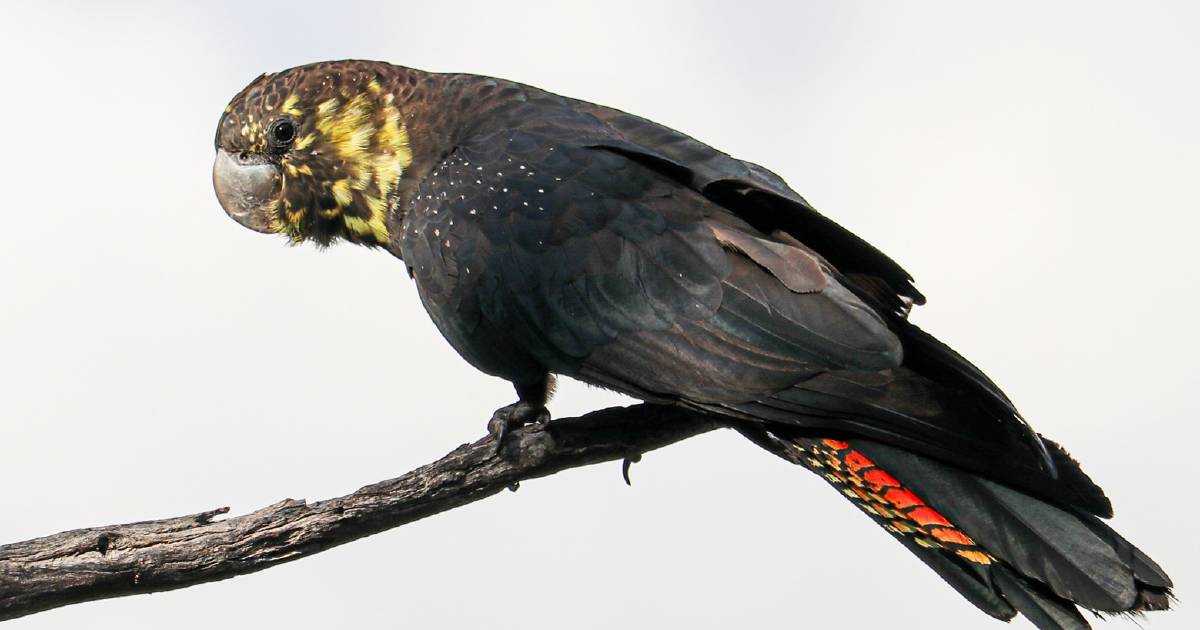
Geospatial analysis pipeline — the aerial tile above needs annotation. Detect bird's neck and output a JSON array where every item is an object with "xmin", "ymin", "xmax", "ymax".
[{"xmin": 373, "ymin": 67, "xmax": 525, "ymax": 259}]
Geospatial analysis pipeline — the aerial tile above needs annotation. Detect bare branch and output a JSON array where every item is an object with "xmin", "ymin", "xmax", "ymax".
[{"xmin": 0, "ymin": 404, "xmax": 722, "ymax": 622}]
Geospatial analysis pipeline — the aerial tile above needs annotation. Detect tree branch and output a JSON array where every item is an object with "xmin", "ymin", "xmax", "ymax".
[{"xmin": 0, "ymin": 404, "xmax": 723, "ymax": 622}]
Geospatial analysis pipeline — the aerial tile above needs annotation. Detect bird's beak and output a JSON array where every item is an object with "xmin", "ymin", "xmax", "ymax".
[{"xmin": 212, "ymin": 149, "xmax": 282, "ymax": 234}]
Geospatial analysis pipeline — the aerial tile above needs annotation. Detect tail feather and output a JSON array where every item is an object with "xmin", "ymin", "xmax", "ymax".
[
  {"xmin": 1070, "ymin": 510, "xmax": 1173, "ymax": 592},
  {"xmin": 883, "ymin": 516, "xmax": 1017, "ymax": 621},
  {"xmin": 855, "ymin": 440, "xmax": 1140, "ymax": 612},
  {"xmin": 992, "ymin": 565, "xmax": 1091, "ymax": 630},
  {"xmin": 719, "ymin": 371, "xmax": 1114, "ymax": 516},
  {"xmin": 739, "ymin": 425, "xmax": 1173, "ymax": 629}
]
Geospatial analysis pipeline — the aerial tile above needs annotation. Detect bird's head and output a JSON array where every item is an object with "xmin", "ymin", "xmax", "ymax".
[{"xmin": 213, "ymin": 61, "xmax": 413, "ymax": 247}]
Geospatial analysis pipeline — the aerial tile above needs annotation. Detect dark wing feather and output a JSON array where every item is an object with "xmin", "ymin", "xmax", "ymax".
[
  {"xmin": 407, "ymin": 95, "xmax": 1102, "ymax": 513},
  {"xmin": 576, "ymin": 104, "xmax": 1033, "ymax": 421},
  {"xmin": 575, "ymin": 104, "xmax": 925, "ymax": 310},
  {"xmin": 571, "ymin": 103, "xmax": 1090, "ymax": 501},
  {"xmin": 404, "ymin": 120, "xmax": 904, "ymax": 403}
]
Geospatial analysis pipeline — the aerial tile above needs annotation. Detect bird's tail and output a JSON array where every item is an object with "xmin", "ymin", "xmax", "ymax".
[{"xmin": 738, "ymin": 427, "xmax": 1173, "ymax": 630}]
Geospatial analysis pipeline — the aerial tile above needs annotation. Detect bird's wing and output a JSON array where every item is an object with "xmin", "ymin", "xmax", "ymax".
[
  {"xmin": 574, "ymin": 104, "xmax": 1032, "ymax": 419},
  {"xmin": 578, "ymin": 106, "xmax": 1108, "ymax": 508},
  {"xmin": 575, "ymin": 103, "xmax": 926, "ymax": 317},
  {"xmin": 409, "ymin": 124, "xmax": 902, "ymax": 402},
  {"xmin": 411, "ymin": 108, "xmax": 1102, "ymax": 514}
]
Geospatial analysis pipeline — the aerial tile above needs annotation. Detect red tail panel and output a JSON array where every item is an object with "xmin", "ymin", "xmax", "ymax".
[{"xmin": 802, "ymin": 437, "xmax": 993, "ymax": 566}]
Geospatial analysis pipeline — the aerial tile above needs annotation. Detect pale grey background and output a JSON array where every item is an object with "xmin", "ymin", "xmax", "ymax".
[{"xmin": 0, "ymin": 1, "xmax": 1195, "ymax": 628}]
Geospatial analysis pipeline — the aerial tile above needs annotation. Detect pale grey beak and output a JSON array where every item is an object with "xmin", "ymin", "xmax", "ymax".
[{"xmin": 212, "ymin": 149, "xmax": 281, "ymax": 234}]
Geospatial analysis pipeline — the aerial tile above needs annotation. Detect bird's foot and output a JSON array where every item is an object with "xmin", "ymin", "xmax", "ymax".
[{"xmin": 487, "ymin": 401, "xmax": 551, "ymax": 455}]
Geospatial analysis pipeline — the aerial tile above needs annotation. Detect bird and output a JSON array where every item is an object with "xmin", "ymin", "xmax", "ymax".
[{"xmin": 212, "ymin": 60, "xmax": 1172, "ymax": 629}]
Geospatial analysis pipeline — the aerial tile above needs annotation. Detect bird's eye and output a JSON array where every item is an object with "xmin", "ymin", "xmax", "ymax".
[{"xmin": 269, "ymin": 119, "xmax": 296, "ymax": 148}]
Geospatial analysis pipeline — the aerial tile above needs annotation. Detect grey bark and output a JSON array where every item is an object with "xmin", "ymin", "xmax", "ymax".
[{"xmin": 0, "ymin": 404, "xmax": 723, "ymax": 622}]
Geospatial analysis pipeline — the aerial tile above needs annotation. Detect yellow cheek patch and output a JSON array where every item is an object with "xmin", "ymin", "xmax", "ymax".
[
  {"xmin": 308, "ymin": 87, "xmax": 412, "ymax": 244},
  {"xmin": 330, "ymin": 179, "xmax": 353, "ymax": 207},
  {"xmin": 294, "ymin": 133, "xmax": 316, "ymax": 151},
  {"xmin": 283, "ymin": 162, "xmax": 314, "ymax": 178},
  {"xmin": 272, "ymin": 84, "xmax": 413, "ymax": 245},
  {"xmin": 373, "ymin": 105, "xmax": 411, "ymax": 200},
  {"xmin": 317, "ymin": 97, "xmax": 339, "ymax": 118},
  {"xmin": 315, "ymin": 94, "xmax": 374, "ymax": 161},
  {"xmin": 364, "ymin": 194, "xmax": 389, "ymax": 217},
  {"xmin": 343, "ymin": 213, "xmax": 389, "ymax": 243}
]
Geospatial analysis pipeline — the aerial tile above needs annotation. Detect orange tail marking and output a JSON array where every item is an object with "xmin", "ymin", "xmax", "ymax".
[
  {"xmin": 909, "ymin": 507, "xmax": 953, "ymax": 528},
  {"xmin": 800, "ymin": 438, "xmax": 992, "ymax": 566},
  {"xmin": 931, "ymin": 527, "xmax": 976, "ymax": 546},
  {"xmin": 863, "ymin": 469, "xmax": 901, "ymax": 490},
  {"xmin": 883, "ymin": 487, "xmax": 924, "ymax": 510}
]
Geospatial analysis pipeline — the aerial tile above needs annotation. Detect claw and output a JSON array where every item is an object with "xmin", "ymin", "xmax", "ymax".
[
  {"xmin": 622, "ymin": 453, "xmax": 642, "ymax": 485},
  {"xmin": 487, "ymin": 413, "xmax": 510, "ymax": 456},
  {"xmin": 488, "ymin": 401, "xmax": 551, "ymax": 456}
]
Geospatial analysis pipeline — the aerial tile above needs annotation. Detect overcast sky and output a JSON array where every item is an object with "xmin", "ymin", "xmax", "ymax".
[{"xmin": 1, "ymin": 1, "xmax": 1196, "ymax": 628}]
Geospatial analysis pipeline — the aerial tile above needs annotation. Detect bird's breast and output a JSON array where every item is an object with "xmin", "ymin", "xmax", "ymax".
[{"xmin": 398, "ymin": 152, "xmax": 556, "ymax": 384}]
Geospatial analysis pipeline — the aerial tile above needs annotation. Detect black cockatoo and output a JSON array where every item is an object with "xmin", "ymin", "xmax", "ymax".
[{"xmin": 212, "ymin": 60, "xmax": 1172, "ymax": 629}]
